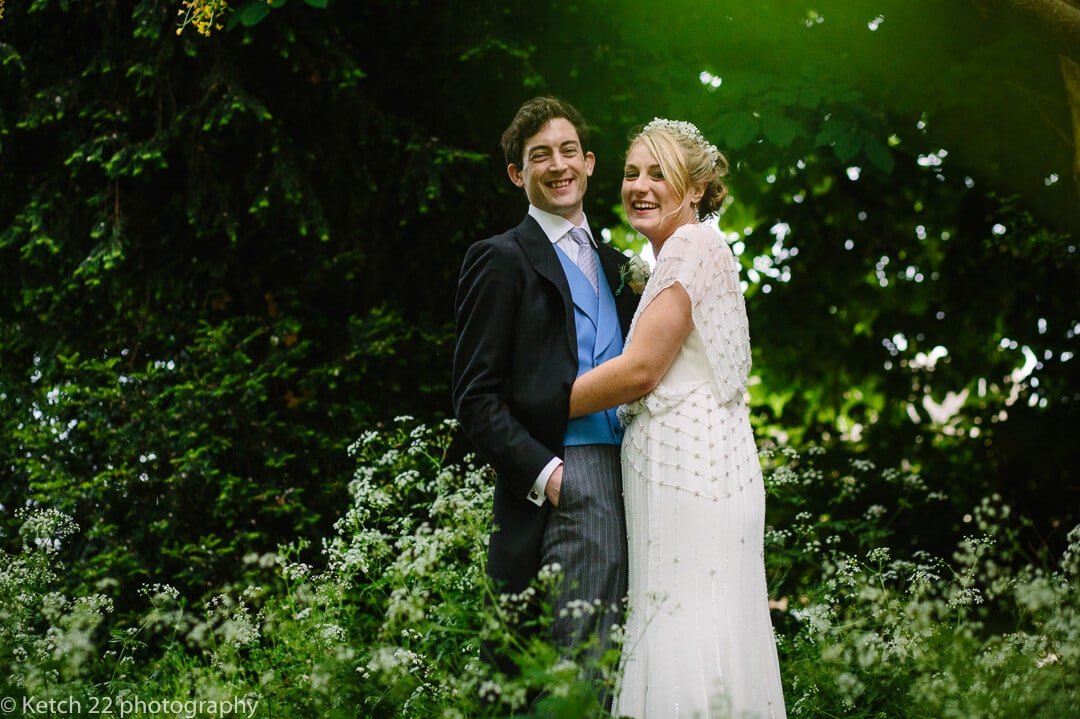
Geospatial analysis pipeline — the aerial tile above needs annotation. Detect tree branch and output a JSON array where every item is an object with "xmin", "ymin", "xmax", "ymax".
[
  {"xmin": 984, "ymin": 0, "xmax": 1080, "ymax": 200},
  {"xmin": 1061, "ymin": 55, "xmax": 1080, "ymax": 197},
  {"xmin": 988, "ymin": 0, "xmax": 1080, "ymax": 59}
]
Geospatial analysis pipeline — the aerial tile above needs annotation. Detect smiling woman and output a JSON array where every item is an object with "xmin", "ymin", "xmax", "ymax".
[
  {"xmin": 623, "ymin": 140, "xmax": 700, "ymax": 246},
  {"xmin": 622, "ymin": 118, "xmax": 729, "ymax": 250},
  {"xmin": 567, "ymin": 120, "xmax": 786, "ymax": 718}
]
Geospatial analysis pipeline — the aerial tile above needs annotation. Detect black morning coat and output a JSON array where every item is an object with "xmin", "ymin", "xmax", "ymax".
[{"xmin": 452, "ymin": 214, "xmax": 639, "ymax": 595}]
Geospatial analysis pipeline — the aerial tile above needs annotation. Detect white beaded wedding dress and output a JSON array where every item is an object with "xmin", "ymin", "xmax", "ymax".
[{"xmin": 612, "ymin": 223, "xmax": 786, "ymax": 719}]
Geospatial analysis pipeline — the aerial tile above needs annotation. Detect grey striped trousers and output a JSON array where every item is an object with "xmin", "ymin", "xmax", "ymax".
[{"xmin": 540, "ymin": 443, "xmax": 628, "ymax": 681}]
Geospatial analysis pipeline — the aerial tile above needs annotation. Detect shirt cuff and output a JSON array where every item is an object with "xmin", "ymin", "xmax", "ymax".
[{"xmin": 528, "ymin": 457, "xmax": 563, "ymax": 506}]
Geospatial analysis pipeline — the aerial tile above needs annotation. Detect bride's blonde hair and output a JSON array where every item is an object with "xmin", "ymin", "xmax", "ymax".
[{"xmin": 629, "ymin": 121, "xmax": 729, "ymax": 220}]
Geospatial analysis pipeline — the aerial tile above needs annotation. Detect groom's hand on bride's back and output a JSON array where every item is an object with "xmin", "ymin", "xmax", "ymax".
[{"xmin": 546, "ymin": 465, "xmax": 563, "ymax": 507}]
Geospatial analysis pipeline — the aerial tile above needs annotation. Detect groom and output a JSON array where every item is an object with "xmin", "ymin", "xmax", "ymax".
[{"xmin": 452, "ymin": 96, "xmax": 639, "ymax": 683}]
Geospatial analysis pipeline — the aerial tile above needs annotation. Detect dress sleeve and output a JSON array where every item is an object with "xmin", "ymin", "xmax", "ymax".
[{"xmin": 637, "ymin": 225, "xmax": 752, "ymax": 403}]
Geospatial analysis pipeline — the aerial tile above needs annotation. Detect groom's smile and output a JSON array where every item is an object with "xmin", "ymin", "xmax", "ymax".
[{"xmin": 507, "ymin": 117, "xmax": 595, "ymax": 225}]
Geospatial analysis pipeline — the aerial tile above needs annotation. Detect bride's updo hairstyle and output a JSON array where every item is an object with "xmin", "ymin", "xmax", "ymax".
[{"xmin": 630, "ymin": 119, "xmax": 729, "ymax": 221}]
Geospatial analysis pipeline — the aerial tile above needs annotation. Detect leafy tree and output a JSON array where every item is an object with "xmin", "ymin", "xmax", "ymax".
[
  {"xmin": 588, "ymin": 0, "xmax": 1079, "ymax": 547},
  {"xmin": 0, "ymin": 0, "xmax": 538, "ymax": 601},
  {"xmin": 0, "ymin": 0, "xmax": 1076, "ymax": 620}
]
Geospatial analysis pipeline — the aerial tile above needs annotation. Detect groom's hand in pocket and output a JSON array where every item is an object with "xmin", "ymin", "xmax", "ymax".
[{"xmin": 546, "ymin": 465, "xmax": 563, "ymax": 507}]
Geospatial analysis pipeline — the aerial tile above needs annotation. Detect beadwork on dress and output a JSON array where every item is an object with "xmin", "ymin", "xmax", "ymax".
[{"xmin": 613, "ymin": 222, "xmax": 786, "ymax": 719}]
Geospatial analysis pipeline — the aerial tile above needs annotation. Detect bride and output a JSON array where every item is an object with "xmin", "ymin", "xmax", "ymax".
[{"xmin": 569, "ymin": 119, "xmax": 786, "ymax": 718}]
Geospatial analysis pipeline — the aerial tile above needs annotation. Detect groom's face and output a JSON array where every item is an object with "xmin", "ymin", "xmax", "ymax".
[{"xmin": 508, "ymin": 117, "xmax": 595, "ymax": 225}]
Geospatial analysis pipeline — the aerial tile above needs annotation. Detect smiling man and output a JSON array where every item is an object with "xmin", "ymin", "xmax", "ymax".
[{"xmin": 452, "ymin": 97, "xmax": 639, "ymax": 697}]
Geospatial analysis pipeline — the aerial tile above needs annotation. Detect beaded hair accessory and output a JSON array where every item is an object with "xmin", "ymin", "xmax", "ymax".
[{"xmin": 642, "ymin": 118, "xmax": 721, "ymax": 167}]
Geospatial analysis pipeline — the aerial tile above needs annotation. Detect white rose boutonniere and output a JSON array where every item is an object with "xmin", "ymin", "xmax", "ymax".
[{"xmin": 617, "ymin": 254, "xmax": 650, "ymax": 296}]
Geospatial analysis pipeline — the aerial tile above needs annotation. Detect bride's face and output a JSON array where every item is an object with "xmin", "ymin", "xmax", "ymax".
[{"xmin": 622, "ymin": 141, "xmax": 700, "ymax": 245}]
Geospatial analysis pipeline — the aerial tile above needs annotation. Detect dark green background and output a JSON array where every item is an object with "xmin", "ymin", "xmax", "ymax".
[{"xmin": 1, "ymin": 0, "xmax": 1077, "ymax": 608}]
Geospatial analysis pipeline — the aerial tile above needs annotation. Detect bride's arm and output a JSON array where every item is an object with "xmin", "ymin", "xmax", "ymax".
[{"xmin": 569, "ymin": 283, "xmax": 693, "ymax": 418}]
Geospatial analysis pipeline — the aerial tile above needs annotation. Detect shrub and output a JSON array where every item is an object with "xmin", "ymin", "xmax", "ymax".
[
  {"xmin": 1, "ymin": 423, "xmax": 1076, "ymax": 718},
  {"xmin": 761, "ymin": 445, "xmax": 1080, "ymax": 718}
]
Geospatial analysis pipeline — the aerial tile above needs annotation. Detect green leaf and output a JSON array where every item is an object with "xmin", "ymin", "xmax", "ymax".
[
  {"xmin": 761, "ymin": 114, "xmax": 801, "ymax": 148},
  {"xmin": 764, "ymin": 88, "xmax": 799, "ymax": 106},
  {"xmin": 863, "ymin": 134, "xmax": 895, "ymax": 174},
  {"xmin": 238, "ymin": 1, "xmax": 272, "ymax": 27},
  {"xmin": 814, "ymin": 119, "xmax": 850, "ymax": 147},
  {"xmin": 721, "ymin": 113, "xmax": 760, "ymax": 149},
  {"xmin": 834, "ymin": 132, "xmax": 862, "ymax": 163},
  {"xmin": 304, "ymin": 0, "xmax": 329, "ymax": 7},
  {"xmin": 798, "ymin": 86, "xmax": 824, "ymax": 110}
]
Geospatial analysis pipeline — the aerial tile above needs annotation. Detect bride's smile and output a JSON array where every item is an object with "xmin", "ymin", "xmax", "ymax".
[{"xmin": 622, "ymin": 141, "xmax": 701, "ymax": 246}]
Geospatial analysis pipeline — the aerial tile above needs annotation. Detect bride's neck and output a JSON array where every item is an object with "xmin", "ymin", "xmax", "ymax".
[{"xmin": 651, "ymin": 219, "xmax": 699, "ymax": 255}]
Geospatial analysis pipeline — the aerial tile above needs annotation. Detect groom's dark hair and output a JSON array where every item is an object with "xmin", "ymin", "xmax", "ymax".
[{"xmin": 501, "ymin": 96, "xmax": 591, "ymax": 166}]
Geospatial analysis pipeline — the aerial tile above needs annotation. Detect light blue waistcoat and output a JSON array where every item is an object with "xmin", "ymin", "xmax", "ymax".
[{"xmin": 555, "ymin": 246, "xmax": 625, "ymax": 446}]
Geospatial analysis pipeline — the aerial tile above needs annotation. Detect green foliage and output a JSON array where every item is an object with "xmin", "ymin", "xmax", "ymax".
[
  {"xmin": 0, "ymin": 0, "xmax": 1077, "ymax": 714},
  {"xmin": 2, "ymin": 3, "xmax": 1075, "ymax": 586},
  {"xmin": 759, "ymin": 443, "xmax": 1080, "ymax": 717},
  {"xmin": 3, "ymin": 423, "xmax": 1078, "ymax": 717},
  {"xmin": 0, "ymin": 420, "xmax": 611, "ymax": 718},
  {"xmin": 1, "ymin": 0, "xmax": 487, "ymax": 604},
  {"xmin": 329, "ymin": 418, "xmax": 617, "ymax": 716},
  {"xmin": 681, "ymin": 55, "xmax": 1079, "ymax": 536}
]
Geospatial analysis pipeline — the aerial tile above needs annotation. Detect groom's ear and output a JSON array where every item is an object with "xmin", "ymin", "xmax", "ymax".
[{"xmin": 507, "ymin": 164, "xmax": 526, "ymax": 188}]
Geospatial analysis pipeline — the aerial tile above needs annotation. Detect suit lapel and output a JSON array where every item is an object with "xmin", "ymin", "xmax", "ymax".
[
  {"xmin": 596, "ymin": 244, "xmax": 622, "ymax": 297},
  {"xmin": 597, "ymin": 243, "xmax": 638, "ymax": 336},
  {"xmin": 515, "ymin": 216, "xmax": 576, "ymax": 352}
]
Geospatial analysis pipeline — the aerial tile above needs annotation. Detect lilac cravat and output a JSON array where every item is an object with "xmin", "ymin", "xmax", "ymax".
[{"xmin": 568, "ymin": 227, "xmax": 599, "ymax": 294}]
